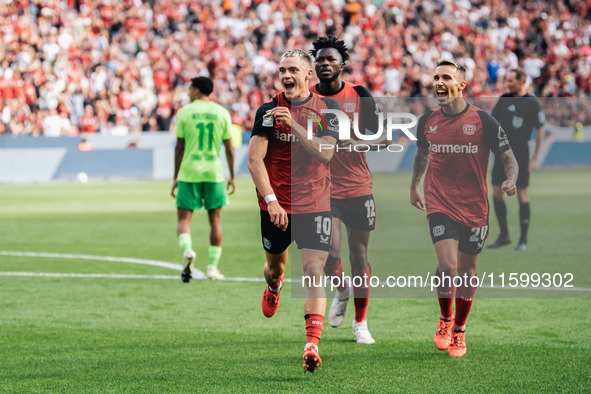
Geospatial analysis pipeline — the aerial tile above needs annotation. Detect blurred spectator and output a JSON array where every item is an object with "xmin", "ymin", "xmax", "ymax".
[
  {"xmin": 42, "ymin": 108, "xmax": 71, "ymax": 137},
  {"xmin": 79, "ymin": 105, "xmax": 100, "ymax": 134},
  {"xmin": 78, "ymin": 138, "xmax": 92, "ymax": 151}
]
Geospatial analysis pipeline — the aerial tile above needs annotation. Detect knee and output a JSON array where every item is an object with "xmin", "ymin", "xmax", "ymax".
[
  {"xmin": 437, "ymin": 260, "xmax": 456, "ymax": 276},
  {"xmin": 266, "ymin": 264, "xmax": 284, "ymax": 279},
  {"xmin": 349, "ymin": 253, "xmax": 368, "ymax": 271},
  {"xmin": 303, "ymin": 259, "xmax": 324, "ymax": 277},
  {"xmin": 328, "ymin": 247, "xmax": 340, "ymax": 262}
]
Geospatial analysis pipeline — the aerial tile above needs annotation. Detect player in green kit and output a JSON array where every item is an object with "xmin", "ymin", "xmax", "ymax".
[{"xmin": 171, "ymin": 77, "xmax": 235, "ymax": 282}]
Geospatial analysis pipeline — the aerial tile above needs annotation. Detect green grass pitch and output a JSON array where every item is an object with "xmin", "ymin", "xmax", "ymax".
[{"xmin": 0, "ymin": 169, "xmax": 589, "ymax": 392}]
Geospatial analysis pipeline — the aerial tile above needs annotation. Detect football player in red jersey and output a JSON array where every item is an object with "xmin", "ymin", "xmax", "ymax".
[
  {"xmin": 309, "ymin": 36, "xmax": 385, "ymax": 344},
  {"xmin": 410, "ymin": 59, "xmax": 518, "ymax": 357},
  {"xmin": 248, "ymin": 49, "xmax": 339, "ymax": 373}
]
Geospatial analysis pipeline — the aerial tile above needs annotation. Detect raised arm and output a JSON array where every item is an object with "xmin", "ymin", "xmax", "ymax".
[{"xmin": 271, "ymin": 106, "xmax": 337, "ymax": 163}]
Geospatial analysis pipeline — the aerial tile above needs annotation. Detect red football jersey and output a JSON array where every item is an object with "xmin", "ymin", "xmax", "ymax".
[
  {"xmin": 310, "ymin": 82, "xmax": 379, "ymax": 199},
  {"xmin": 417, "ymin": 104, "xmax": 511, "ymax": 227},
  {"xmin": 251, "ymin": 92, "xmax": 339, "ymax": 214}
]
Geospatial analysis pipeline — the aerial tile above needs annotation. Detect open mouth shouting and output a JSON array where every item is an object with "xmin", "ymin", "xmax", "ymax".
[
  {"xmin": 436, "ymin": 86, "xmax": 449, "ymax": 98},
  {"xmin": 284, "ymin": 80, "xmax": 296, "ymax": 94}
]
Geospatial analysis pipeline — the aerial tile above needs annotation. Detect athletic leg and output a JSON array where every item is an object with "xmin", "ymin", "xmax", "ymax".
[
  {"xmin": 302, "ymin": 248, "xmax": 328, "ymax": 373},
  {"xmin": 489, "ymin": 185, "xmax": 511, "ymax": 248},
  {"xmin": 433, "ymin": 238, "xmax": 459, "ymax": 350},
  {"xmin": 178, "ymin": 208, "xmax": 196, "ymax": 282},
  {"xmin": 347, "ymin": 228, "xmax": 375, "ymax": 343},
  {"xmin": 205, "ymin": 207, "xmax": 224, "ymax": 279},
  {"xmin": 326, "ymin": 217, "xmax": 351, "ymax": 327}
]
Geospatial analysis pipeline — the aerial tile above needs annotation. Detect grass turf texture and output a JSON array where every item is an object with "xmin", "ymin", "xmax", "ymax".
[{"xmin": 0, "ymin": 169, "xmax": 589, "ymax": 392}]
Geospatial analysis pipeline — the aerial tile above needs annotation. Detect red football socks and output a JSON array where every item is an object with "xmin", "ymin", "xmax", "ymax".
[
  {"xmin": 352, "ymin": 266, "xmax": 371, "ymax": 322},
  {"xmin": 454, "ymin": 283, "xmax": 477, "ymax": 326},
  {"xmin": 437, "ymin": 276, "xmax": 456, "ymax": 319},
  {"xmin": 305, "ymin": 314, "xmax": 324, "ymax": 345}
]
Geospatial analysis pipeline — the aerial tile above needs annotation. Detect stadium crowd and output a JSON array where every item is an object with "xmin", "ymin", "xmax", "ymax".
[{"xmin": 0, "ymin": 0, "xmax": 589, "ymax": 137}]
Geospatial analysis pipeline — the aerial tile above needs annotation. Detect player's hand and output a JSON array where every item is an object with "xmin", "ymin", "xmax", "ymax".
[
  {"xmin": 410, "ymin": 187, "xmax": 426, "ymax": 211},
  {"xmin": 267, "ymin": 201, "xmax": 288, "ymax": 231},
  {"xmin": 227, "ymin": 178, "xmax": 236, "ymax": 195},
  {"xmin": 501, "ymin": 180, "xmax": 516, "ymax": 196},
  {"xmin": 270, "ymin": 107, "xmax": 292, "ymax": 128},
  {"xmin": 338, "ymin": 138, "xmax": 356, "ymax": 152},
  {"xmin": 529, "ymin": 158, "xmax": 537, "ymax": 173},
  {"xmin": 171, "ymin": 178, "xmax": 178, "ymax": 198}
]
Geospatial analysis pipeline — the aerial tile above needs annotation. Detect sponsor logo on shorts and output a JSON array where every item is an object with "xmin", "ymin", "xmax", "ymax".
[
  {"xmin": 432, "ymin": 225, "xmax": 445, "ymax": 237},
  {"xmin": 263, "ymin": 237, "xmax": 271, "ymax": 250}
]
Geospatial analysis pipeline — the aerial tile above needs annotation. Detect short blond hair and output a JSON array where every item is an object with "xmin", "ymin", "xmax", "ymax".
[{"xmin": 281, "ymin": 49, "xmax": 314, "ymax": 69}]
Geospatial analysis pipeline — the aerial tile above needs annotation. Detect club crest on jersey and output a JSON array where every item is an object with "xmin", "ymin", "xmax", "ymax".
[
  {"xmin": 343, "ymin": 102, "xmax": 356, "ymax": 113},
  {"xmin": 463, "ymin": 124, "xmax": 476, "ymax": 135},
  {"xmin": 512, "ymin": 116, "xmax": 523, "ymax": 129}
]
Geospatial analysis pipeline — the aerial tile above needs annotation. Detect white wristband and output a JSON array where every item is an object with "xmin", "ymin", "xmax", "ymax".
[{"xmin": 264, "ymin": 194, "xmax": 277, "ymax": 204}]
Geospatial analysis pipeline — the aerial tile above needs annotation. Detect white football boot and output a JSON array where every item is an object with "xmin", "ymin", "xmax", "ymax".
[
  {"xmin": 328, "ymin": 286, "xmax": 352, "ymax": 327},
  {"xmin": 181, "ymin": 250, "xmax": 196, "ymax": 283},
  {"xmin": 207, "ymin": 265, "xmax": 224, "ymax": 280},
  {"xmin": 353, "ymin": 319, "xmax": 375, "ymax": 344}
]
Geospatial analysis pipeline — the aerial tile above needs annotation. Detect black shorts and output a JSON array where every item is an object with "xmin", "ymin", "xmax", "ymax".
[
  {"xmin": 331, "ymin": 195, "xmax": 376, "ymax": 232},
  {"xmin": 260, "ymin": 209, "xmax": 332, "ymax": 254},
  {"xmin": 427, "ymin": 212, "xmax": 489, "ymax": 255},
  {"xmin": 492, "ymin": 145, "xmax": 529, "ymax": 188}
]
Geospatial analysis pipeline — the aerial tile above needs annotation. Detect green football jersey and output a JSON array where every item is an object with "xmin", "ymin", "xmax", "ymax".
[{"xmin": 175, "ymin": 99, "xmax": 232, "ymax": 183}]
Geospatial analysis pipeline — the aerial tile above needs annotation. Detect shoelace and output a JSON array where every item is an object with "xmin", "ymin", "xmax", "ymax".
[
  {"xmin": 451, "ymin": 333, "xmax": 465, "ymax": 347},
  {"xmin": 265, "ymin": 289, "xmax": 279, "ymax": 304},
  {"xmin": 437, "ymin": 321, "xmax": 451, "ymax": 335},
  {"xmin": 304, "ymin": 344, "xmax": 318, "ymax": 353}
]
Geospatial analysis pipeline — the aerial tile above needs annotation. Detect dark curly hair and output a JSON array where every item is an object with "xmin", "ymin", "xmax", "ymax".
[{"xmin": 309, "ymin": 36, "xmax": 350, "ymax": 64}]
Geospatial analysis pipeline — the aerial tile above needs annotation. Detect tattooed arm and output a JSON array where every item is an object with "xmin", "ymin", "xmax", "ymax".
[
  {"xmin": 410, "ymin": 146, "xmax": 430, "ymax": 211},
  {"xmin": 498, "ymin": 148, "xmax": 518, "ymax": 196}
]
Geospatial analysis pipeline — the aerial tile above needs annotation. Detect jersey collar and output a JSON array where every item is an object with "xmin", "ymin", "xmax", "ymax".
[
  {"xmin": 314, "ymin": 81, "xmax": 345, "ymax": 96},
  {"xmin": 282, "ymin": 91, "xmax": 314, "ymax": 106}
]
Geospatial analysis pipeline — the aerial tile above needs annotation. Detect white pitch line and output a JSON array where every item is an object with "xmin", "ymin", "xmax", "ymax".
[
  {"xmin": 0, "ymin": 251, "xmax": 184, "ymax": 271},
  {"xmin": 0, "ymin": 272, "xmax": 180, "ymax": 280},
  {"xmin": 0, "ymin": 271, "xmax": 269, "ymax": 282},
  {"xmin": 0, "ymin": 251, "xmax": 588, "ymax": 291},
  {"xmin": 0, "ymin": 251, "xmax": 289, "ymax": 282}
]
